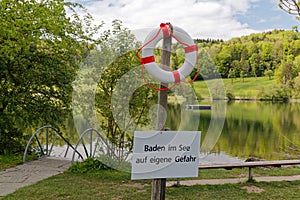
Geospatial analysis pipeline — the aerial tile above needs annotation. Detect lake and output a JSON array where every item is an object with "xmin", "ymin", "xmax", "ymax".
[
  {"xmin": 30, "ymin": 101, "xmax": 300, "ymax": 163},
  {"xmin": 166, "ymin": 101, "xmax": 300, "ymax": 161}
]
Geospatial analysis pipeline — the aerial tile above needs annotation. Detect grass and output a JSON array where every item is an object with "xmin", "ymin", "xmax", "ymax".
[
  {"xmin": 2, "ymin": 168, "xmax": 300, "ymax": 200},
  {"xmin": 2, "ymin": 159, "xmax": 300, "ymax": 200},
  {"xmin": 166, "ymin": 181, "xmax": 300, "ymax": 200},
  {"xmin": 0, "ymin": 154, "xmax": 37, "ymax": 171},
  {"xmin": 0, "ymin": 154, "xmax": 23, "ymax": 171},
  {"xmin": 2, "ymin": 169, "xmax": 149, "ymax": 200},
  {"xmin": 193, "ymin": 76, "xmax": 276, "ymax": 99},
  {"xmin": 196, "ymin": 167, "xmax": 300, "ymax": 180}
]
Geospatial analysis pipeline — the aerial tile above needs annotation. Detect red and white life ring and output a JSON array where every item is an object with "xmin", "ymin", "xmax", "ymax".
[{"xmin": 139, "ymin": 23, "xmax": 198, "ymax": 84}]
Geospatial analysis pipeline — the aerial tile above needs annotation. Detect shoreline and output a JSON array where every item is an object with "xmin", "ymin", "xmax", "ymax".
[{"xmin": 200, "ymin": 97, "xmax": 300, "ymax": 102}]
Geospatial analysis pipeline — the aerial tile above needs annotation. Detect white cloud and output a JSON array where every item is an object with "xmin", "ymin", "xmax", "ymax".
[
  {"xmin": 73, "ymin": 0, "xmax": 263, "ymax": 40},
  {"xmin": 258, "ymin": 19, "xmax": 267, "ymax": 23}
]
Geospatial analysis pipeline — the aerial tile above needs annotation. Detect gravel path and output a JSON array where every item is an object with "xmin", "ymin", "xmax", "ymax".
[{"xmin": 167, "ymin": 175, "xmax": 300, "ymax": 187}]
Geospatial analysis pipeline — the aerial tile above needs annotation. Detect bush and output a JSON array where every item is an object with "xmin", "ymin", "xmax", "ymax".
[
  {"xmin": 226, "ymin": 92, "xmax": 235, "ymax": 101},
  {"xmin": 258, "ymin": 85, "xmax": 291, "ymax": 102},
  {"xmin": 0, "ymin": 117, "xmax": 26, "ymax": 155},
  {"xmin": 69, "ymin": 157, "xmax": 112, "ymax": 173},
  {"xmin": 69, "ymin": 156, "xmax": 132, "ymax": 173}
]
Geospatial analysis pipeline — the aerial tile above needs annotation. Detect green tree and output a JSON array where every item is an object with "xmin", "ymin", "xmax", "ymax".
[
  {"xmin": 95, "ymin": 20, "xmax": 157, "ymax": 153},
  {"xmin": 249, "ymin": 53, "xmax": 263, "ymax": 77},
  {"xmin": 214, "ymin": 47, "xmax": 232, "ymax": 77},
  {"xmin": 241, "ymin": 59, "xmax": 250, "ymax": 80},
  {"xmin": 171, "ymin": 43, "xmax": 184, "ymax": 70},
  {"xmin": 227, "ymin": 68, "xmax": 236, "ymax": 84},
  {"xmin": 261, "ymin": 43, "xmax": 272, "ymax": 63},
  {"xmin": 293, "ymin": 72, "xmax": 300, "ymax": 97},
  {"xmin": 294, "ymin": 55, "xmax": 300, "ymax": 71},
  {"xmin": 240, "ymin": 70, "xmax": 248, "ymax": 83},
  {"xmin": 197, "ymin": 29, "xmax": 300, "ymax": 79},
  {"xmin": 292, "ymin": 40, "xmax": 300, "ymax": 55},
  {"xmin": 231, "ymin": 60, "xmax": 241, "ymax": 77},
  {"xmin": 264, "ymin": 70, "xmax": 274, "ymax": 80},
  {"xmin": 194, "ymin": 47, "xmax": 217, "ymax": 80},
  {"xmin": 0, "ymin": 0, "xmax": 100, "ymax": 154},
  {"xmin": 279, "ymin": 0, "xmax": 300, "ymax": 20},
  {"xmin": 275, "ymin": 56, "xmax": 297, "ymax": 84}
]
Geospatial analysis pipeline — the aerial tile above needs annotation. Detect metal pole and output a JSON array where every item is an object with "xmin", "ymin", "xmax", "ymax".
[
  {"xmin": 177, "ymin": 178, "xmax": 180, "ymax": 186},
  {"xmin": 151, "ymin": 23, "xmax": 172, "ymax": 200},
  {"xmin": 46, "ymin": 128, "xmax": 49, "ymax": 155},
  {"xmin": 90, "ymin": 129, "xmax": 93, "ymax": 157},
  {"xmin": 248, "ymin": 167, "xmax": 253, "ymax": 181}
]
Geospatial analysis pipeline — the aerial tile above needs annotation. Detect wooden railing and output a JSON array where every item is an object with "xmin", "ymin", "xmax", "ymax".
[{"xmin": 198, "ymin": 159, "xmax": 300, "ymax": 181}]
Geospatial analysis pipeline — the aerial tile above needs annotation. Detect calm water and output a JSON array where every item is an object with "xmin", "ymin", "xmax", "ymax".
[
  {"xmin": 31, "ymin": 101, "xmax": 300, "ymax": 162},
  {"xmin": 166, "ymin": 101, "xmax": 300, "ymax": 161}
]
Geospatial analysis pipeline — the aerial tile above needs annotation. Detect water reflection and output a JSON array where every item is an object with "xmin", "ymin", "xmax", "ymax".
[
  {"xmin": 167, "ymin": 101, "xmax": 300, "ymax": 160},
  {"xmin": 29, "ymin": 101, "xmax": 300, "ymax": 162},
  {"xmin": 199, "ymin": 152, "xmax": 244, "ymax": 165}
]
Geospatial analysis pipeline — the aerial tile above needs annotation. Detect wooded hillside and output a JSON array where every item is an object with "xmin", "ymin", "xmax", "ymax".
[{"xmin": 194, "ymin": 29, "xmax": 300, "ymax": 85}]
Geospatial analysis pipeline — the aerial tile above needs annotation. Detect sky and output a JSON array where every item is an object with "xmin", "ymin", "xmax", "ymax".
[{"xmin": 69, "ymin": 0, "xmax": 299, "ymax": 40}]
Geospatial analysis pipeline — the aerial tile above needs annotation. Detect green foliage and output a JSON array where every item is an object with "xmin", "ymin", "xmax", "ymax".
[
  {"xmin": 72, "ymin": 20, "xmax": 158, "ymax": 158},
  {"xmin": 96, "ymin": 22, "xmax": 138, "ymax": 117},
  {"xmin": 194, "ymin": 47, "xmax": 218, "ymax": 80},
  {"xmin": 0, "ymin": 0, "xmax": 100, "ymax": 154},
  {"xmin": 97, "ymin": 154, "xmax": 131, "ymax": 172},
  {"xmin": 240, "ymin": 70, "xmax": 248, "ymax": 82},
  {"xmin": 0, "ymin": 153, "xmax": 36, "ymax": 171},
  {"xmin": 69, "ymin": 157, "xmax": 112, "ymax": 173},
  {"xmin": 0, "ymin": 154, "xmax": 23, "ymax": 171},
  {"xmin": 264, "ymin": 69, "xmax": 274, "ymax": 80},
  {"xmin": 199, "ymin": 30, "xmax": 300, "ymax": 81},
  {"xmin": 293, "ymin": 72, "xmax": 300, "ymax": 97},
  {"xmin": 0, "ymin": 116, "xmax": 26, "ymax": 154},
  {"xmin": 196, "ymin": 29, "xmax": 300, "ymax": 96},
  {"xmin": 294, "ymin": 55, "xmax": 300, "ymax": 70},
  {"xmin": 257, "ymin": 84, "xmax": 291, "ymax": 101},
  {"xmin": 249, "ymin": 53, "xmax": 262, "ymax": 77},
  {"xmin": 214, "ymin": 47, "xmax": 232, "ymax": 75},
  {"xmin": 69, "ymin": 156, "xmax": 131, "ymax": 173},
  {"xmin": 226, "ymin": 92, "xmax": 235, "ymax": 101},
  {"xmin": 275, "ymin": 57, "xmax": 298, "ymax": 84},
  {"xmin": 227, "ymin": 68, "xmax": 236, "ymax": 84}
]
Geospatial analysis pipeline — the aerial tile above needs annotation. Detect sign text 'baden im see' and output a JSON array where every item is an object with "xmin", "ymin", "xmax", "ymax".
[{"xmin": 131, "ymin": 131, "xmax": 201, "ymax": 180}]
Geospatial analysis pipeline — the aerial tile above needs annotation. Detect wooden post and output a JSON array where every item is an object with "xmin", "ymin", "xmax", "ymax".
[
  {"xmin": 248, "ymin": 167, "xmax": 253, "ymax": 181},
  {"xmin": 151, "ymin": 23, "xmax": 172, "ymax": 200}
]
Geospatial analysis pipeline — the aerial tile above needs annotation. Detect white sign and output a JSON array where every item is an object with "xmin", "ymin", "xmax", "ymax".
[{"xmin": 131, "ymin": 131, "xmax": 201, "ymax": 180}]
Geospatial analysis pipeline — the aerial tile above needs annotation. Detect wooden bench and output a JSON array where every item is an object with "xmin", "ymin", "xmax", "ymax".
[{"xmin": 198, "ymin": 160, "xmax": 300, "ymax": 181}]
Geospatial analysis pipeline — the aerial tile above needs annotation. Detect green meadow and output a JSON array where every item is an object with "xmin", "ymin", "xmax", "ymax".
[{"xmin": 193, "ymin": 77, "xmax": 276, "ymax": 99}]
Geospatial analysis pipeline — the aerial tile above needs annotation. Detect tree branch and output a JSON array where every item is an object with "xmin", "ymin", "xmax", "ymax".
[{"xmin": 279, "ymin": 0, "xmax": 300, "ymax": 16}]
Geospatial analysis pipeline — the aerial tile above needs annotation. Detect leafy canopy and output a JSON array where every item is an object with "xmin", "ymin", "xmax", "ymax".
[{"xmin": 0, "ymin": 0, "xmax": 100, "ymax": 153}]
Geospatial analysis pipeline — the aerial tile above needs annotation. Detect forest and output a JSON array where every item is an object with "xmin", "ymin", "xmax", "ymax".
[
  {"xmin": 194, "ymin": 29, "xmax": 300, "ymax": 82},
  {"xmin": 186, "ymin": 29, "xmax": 300, "ymax": 100}
]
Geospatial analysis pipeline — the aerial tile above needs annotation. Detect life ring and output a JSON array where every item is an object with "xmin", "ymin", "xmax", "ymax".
[{"xmin": 139, "ymin": 23, "xmax": 198, "ymax": 84}]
